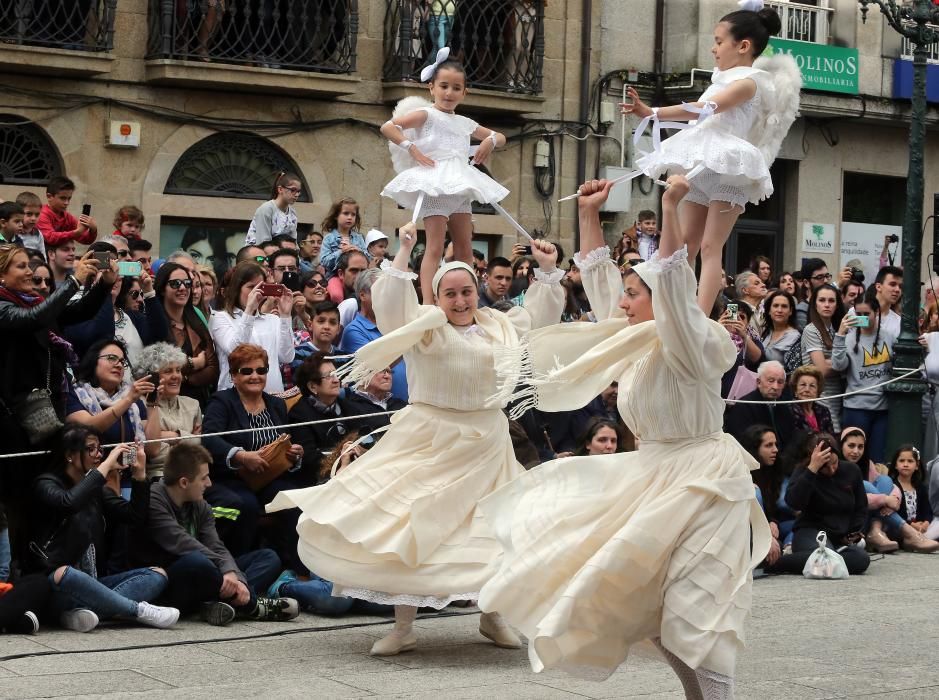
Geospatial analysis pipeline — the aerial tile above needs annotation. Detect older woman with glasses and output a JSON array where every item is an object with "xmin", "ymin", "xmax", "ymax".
[
  {"xmin": 155, "ymin": 262, "xmax": 219, "ymax": 408},
  {"xmin": 133, "ymin": 342, "xmax": 203, "ymax": 481},
  {"xmin": 202, "ymin": 343, "xmax": 304, "ymax": 569},
  {"xmin": 65, "ymin": 338, "xmax": 163, "ymax": 462}
]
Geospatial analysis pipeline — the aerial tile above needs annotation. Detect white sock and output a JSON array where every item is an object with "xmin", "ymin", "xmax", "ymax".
[
  {"xmin": 392, "ymin": 605, "xmax": 417, "ymax": 636},
  {"xmin": 653, "ymin": 638, "xmax": 703, "ymax": 700},
  {"xmin": 695, "ymin": 667, "xmax": 734, "ymax": 700}
]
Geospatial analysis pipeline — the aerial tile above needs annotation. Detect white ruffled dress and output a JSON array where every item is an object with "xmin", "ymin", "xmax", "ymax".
[
  {"xmin": 635, "ymin": 66, "xmax": 774, "ymax": 206},
  {"xmin": 380, "ymin": 106, "xmax": 509, "ymax": 211},
  {"xmin": 267, "ymin": 266, "xmax": 564, "ymax": 608},
  {"xmin": 477, "ymin": 246, "xmax": 771, "ymax": 679}
]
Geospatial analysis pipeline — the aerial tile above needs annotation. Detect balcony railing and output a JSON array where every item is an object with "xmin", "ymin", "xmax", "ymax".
[
  {"xmin": 766, "ymin": 0, "xmax": 832, "ymax": 44},
  {"xmin": 900, "ymin": 22, "xmax": 939, "ymax": 63},
  {"xmin": 147, "ymin": 0, "xmax": 357, "ymax": 73},
  {"xmin": 383, "ymin": 0, "xmax": 544, "ymax": 94},
  {"xmin": 0, "ymin": 0, "xmax": 117, "ymax": 51}
]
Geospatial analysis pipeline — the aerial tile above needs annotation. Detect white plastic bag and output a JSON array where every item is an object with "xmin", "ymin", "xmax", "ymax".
[{"xmin": 802, "ymin": 531, "xmax": 850, "ymax": 580}]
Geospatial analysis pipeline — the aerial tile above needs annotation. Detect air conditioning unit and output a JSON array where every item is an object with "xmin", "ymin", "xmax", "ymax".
[{"xmin": 599, "ymin": 165, "xmax": 632, "ymax": 213}]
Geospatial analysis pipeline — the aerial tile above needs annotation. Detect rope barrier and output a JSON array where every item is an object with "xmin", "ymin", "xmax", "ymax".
[
  {"xmin": 0, "ymin": 365, "xmax": 928, "ymax": 460},
  {"xmin": 0, "ymin": 410, "xmax": 398, "ymax": 460},
  {"xmin": 723, "ymin": 365, "xmax": 925, "ymax": 405}
]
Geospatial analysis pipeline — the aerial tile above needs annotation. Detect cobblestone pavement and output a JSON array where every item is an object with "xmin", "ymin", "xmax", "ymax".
[{"xmin": 1, "ymin": 552, "xmax": 937, "ymax": 699}]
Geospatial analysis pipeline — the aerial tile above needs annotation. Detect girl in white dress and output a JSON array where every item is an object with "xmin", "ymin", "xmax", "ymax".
[
  {"xmin": 478, "ymin": 177, "xmax": 771, "ymax": 699},
  {"xmin": 379, "ymin": 48, "xmax": 508, "ymax": 303},
  {"xmin": 623, "ymin": 1, "xmax": 798, "ymax": 314},
  {"xmin": 267, "ymin": 222, "xmax": 565, "ymax": 657}
]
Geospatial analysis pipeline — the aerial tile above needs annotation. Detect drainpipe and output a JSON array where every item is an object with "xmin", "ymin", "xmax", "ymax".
[
  {"xmin": 653, "ymin": 0, "xmax": 665, "ymax": 103},
  {"xmin": 574, "ymin": 0, "xmax": 592, "ymax": 247}
]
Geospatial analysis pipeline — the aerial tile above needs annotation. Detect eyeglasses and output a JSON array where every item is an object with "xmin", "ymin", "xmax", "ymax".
[
  {"xmin": 274, "ymin": 265, "xmax": 298, "ymax": 273},
  {"xmin": 98, "ymin": 353, "xmax": 129, "ymax": 367},
  {"xmin": 236, "ymin": 366, "xmax": 270, "ymax": 376},
  {"xmin": 305, "ymin": 278, "xmax": 327, "ymax": 288},
  {"xmin": 282, "ymin": 186, "xmax": 302, "ymax": 194},
  {"xmin": 167, "ymin": 278, "xmax": 193, "ymax": 290},
  {"xmin": 128, "ymin": 290, "xmax": 143, "ymax": 299},
  {"xmin": 116, "ymin": 250, "xmax": 130, "ymax": 258},
  {"xmin": 811, "ymin": 272, "xmax": 833, "ymax": 282},
  {"xmin": 84, "ymin": 444, "xmax": 102, "ymax": 456},
  {"xmin": 32, "ymin": 276, "xmax": 50, "ymax": 286}
]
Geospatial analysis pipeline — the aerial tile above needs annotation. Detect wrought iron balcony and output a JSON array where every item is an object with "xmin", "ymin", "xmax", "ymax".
[
  {"xmin": 0, "ymin": 0, "xmax": 117, "ymax": 51},
  {"xmin": 383, "ymin": 0, "xmax": 544, "ymax": 94},
  {"xmin": 147, "ymin": 0, "xmax": 357, "ymax": 73},
  {"xmin": 766, "ymin": 0, "xmax": 833, "ymax": 44}
]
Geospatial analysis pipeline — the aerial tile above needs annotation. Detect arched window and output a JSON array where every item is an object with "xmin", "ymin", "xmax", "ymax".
[
  {"xmin": 0, "ymin": 115, "xmax": 62, "ymax": 185},
  {"xmin": 164, "ymin": 132, "xmax": 311, "ymax": 201}
]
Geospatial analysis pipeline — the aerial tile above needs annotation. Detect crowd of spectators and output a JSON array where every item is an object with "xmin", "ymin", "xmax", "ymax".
[{"xmin": 2, "ymin": 178, "xmax": 939, "ymax": 637}]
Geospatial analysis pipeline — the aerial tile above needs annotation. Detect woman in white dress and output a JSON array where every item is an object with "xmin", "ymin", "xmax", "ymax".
[
  {"xmin": 478, "ymin": 176, "xmax": 771, "ymax": 699},
  {"xmin": 268, "ymin": 222, "xmax": 565, "ymax": 656}
]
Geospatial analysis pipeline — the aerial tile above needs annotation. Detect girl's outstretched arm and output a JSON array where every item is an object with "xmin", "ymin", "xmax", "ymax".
[{"xmin": 621, "ymin": 81, "xmax": 757, "ymax": 122}]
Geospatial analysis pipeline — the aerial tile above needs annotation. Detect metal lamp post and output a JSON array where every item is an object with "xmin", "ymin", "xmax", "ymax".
[{"xmin": 858, "ymin": 0, "xmax": 939, "ymax": 452}]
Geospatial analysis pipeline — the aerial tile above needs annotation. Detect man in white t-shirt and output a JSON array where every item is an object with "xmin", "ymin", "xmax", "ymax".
[{"xmin": 874, "ymin": 265, "xmax": 903, "ymax": 338}]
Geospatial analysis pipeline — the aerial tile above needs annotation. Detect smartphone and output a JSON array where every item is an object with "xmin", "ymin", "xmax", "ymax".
[
  {"xmin": 522, "ymin": 245, "xmax": 533, "ymax": 255},
  {"xmin": 146, "ymin": 372, "xmax": 160, "ymax": 403},
  {"xmin": 122, "ymin": 443, "xmax": 138, "ymax": 468},
  {"xmin": 725, "ymin": 302, "xmax": 738, "ymax": 318},
  {"xmin": 281, "ymin": 270, "xmax": 300, "ymax": 293},
  {"xmin": 117, "ymin": 261, "xmax": 142, "ymax": 277},
  {"xmin": 81, "ymin": 203, "xmax": 92, "ymax": 216},
  {"xmin": 259, "ymin": 283, "xmax": 284, "ymax": 297},
  {"xmin": 93, "ymin": 251, "xmax": 112, "ymax": 267}
]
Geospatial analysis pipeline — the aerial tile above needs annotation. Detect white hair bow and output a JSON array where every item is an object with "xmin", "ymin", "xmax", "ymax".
[
  {"xmin": 737, "ymin": 0, "xmax": 764, "ymax": 10},
  {"xmin": 420, "ymin": 46, "xmax": 451, "ymax": 82}
]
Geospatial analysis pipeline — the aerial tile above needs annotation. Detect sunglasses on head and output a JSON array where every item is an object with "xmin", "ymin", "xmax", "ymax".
[
  {"xmin": 167, "ymin": 278, "xmax": 193, "ymax": 290},
  {"xmin": 236, "ymin": 366, "xmax": 270, "ymax": 376},
  {"xmin": 305, "ymin": 278, "xmax": 327, "ymax": 288}
]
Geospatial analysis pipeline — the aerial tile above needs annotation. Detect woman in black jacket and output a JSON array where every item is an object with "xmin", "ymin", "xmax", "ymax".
[
  {"xmin": 202, "ymin": 343, "xmax": 304, "ymax": 568},
  {"xmin": 767, "ymin": 433, "xmax": 871, "ymax": 575},
  {"xmin": 288, "ymin": 352, "xmax": 364, "ymax": 480},
  {"xmin": 27, "ymin": 424, "xmax": 179, "ymax": 632},
  {"xmin": 0, "ymin": 246, "xmax": 114, "ymax": 559}
]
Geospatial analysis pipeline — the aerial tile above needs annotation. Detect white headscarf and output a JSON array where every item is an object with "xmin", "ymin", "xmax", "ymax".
[{"xmin": 431, "ymin": 261, "xmax": 477, "ymax": 298}]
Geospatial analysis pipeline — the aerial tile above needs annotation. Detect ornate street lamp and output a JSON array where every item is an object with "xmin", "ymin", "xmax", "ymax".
[{"xmin": 858, "ymin": 0, "xmax": 939, "ymax": 452}]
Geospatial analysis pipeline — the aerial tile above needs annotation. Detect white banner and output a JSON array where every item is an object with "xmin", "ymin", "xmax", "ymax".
[{"xmin": 839, "ymin": 221, "xmax": 902, "ymax": 286}]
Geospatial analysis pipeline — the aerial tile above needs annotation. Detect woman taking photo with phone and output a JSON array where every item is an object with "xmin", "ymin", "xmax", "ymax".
[
  {"xmin": 831, "ymin": 289, "xmax": 895, "ymax": 462},
  {"xmin": 209, "ymin": 261, "xmax": 295, "ymax": 394}
]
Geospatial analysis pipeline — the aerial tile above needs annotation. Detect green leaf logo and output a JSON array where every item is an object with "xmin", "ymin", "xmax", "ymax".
[{"xmin": 812, "ymin": 225, "xmax": 825, "ymax": 240}]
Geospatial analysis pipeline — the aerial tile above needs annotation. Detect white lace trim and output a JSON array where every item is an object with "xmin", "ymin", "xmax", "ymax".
[
  {"xmin": 644, "ymin": 246, "xmax": 689, "ymax": 273},
  {"xmin": 533, "ymin": 267, "xmax": 566, "ymax": 285},
  {"xmin": 571, "ymin": 246, "xmax": 611, "ymax": 273},
  {"xmin": 380, "ymin": 262, "xmax": 418, "ymax": 281},
  {"xmin": 333, "ymin": 585, "xmax": 478, "ymax": 610}
]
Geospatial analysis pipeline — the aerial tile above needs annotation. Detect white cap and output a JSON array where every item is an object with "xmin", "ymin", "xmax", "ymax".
[{"xmin": 365, "ymin": 229, "xmax": 388, "ymax": 247}]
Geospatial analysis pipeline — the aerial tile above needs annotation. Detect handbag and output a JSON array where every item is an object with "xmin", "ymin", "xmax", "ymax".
[
  {"xmin": 802, "ymin": 531, "xmax": 850, "ymax": 580},
  {"xmin": 726, "ymin": 349, "xmax": 758, "ymax": 405},
  {"xmin": 16, "ymin": 348, "xmax": 63, "ymax": 445},
  {"xmin": 239, "ymin": 433, "xmax": 294, "ymax": 492}
]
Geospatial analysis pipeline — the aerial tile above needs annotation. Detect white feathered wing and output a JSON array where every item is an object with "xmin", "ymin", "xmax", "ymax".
[
  {"xmin": 752, "ymin": 52, "xmax": 802, "ymax": 167},
  {"xmin": 388, "ymin": 96, "xmax": 433, "ymax": 173}
]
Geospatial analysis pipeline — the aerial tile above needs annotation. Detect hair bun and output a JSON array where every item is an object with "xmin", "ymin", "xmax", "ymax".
[{"xmin": 757, "ymin": 7, "xmax": 782, "ymax": 37}]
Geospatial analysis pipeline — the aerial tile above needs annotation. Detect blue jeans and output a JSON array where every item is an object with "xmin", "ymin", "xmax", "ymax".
[
  {"xmin": 161, "ymin": 549, "xmax": 282, "ymax": 615},
  {"xmin": 865, "ymin": 474, "xmax": 906, "ymax": 535},
  {"xmin": 427, "ymin": 13, "xmax": 451, "ymax": 50},
  {"xmin": 841, "ymin": 408, "xmax": 889, "ymax": 463},
  {"xmin": 281, "ymin": 573, "xmax": 393, "ymax": 616},
  {"xmin": 0, "ymin": 528, "xmax": 10, "ymax": 582},
  {"xmin": 48, "ymin": 566, "xmax": 167, "ymax": 619}
]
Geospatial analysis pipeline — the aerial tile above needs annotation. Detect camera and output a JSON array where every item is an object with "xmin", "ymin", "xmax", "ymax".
[
  {"xmin": 849, "ymin": 266, "xmax": 865, "ymax": 284},
  {"xmin": 887, "ymin": 234, "xmax": 899, "ymax": 244}
]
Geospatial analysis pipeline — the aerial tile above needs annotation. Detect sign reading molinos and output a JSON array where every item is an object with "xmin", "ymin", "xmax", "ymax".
[{"xmin": 766, "ymin": 38, "xmax": 859, "ymax": 95}]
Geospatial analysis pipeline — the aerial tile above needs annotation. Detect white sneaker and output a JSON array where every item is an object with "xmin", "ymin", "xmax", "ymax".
[
  {"xmin": 136, "ymin": 602, "xmax": 180, "ymax": 629},
  {"xmin": 60, "ymin": 608, "xmax": 99, "ymax": 633}
]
